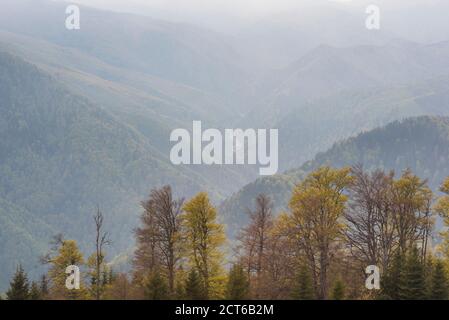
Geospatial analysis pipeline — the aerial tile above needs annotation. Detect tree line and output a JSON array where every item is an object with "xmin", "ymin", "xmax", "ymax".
[{"xmin": 3, "ymin": 166, "xmax": 449, "ymax": 300}]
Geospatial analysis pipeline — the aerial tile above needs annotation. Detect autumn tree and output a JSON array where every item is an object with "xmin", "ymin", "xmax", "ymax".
[
  {"xmin": 183, "ymin": 192, "xmax": 226, "ymax": 299},
  {"xmin": 288, "ymin": 167, "xmax": 353, "ymax": 300},
  {"xmin": 44, "ymin": 237, "xmax": 86, "ymax": 299},
  {"xmin": 104, "ymin": 273, "xmax": 132, "ymax": 300},
  {"xmin": 434, "ymin": 177, "xmax": 449, "ymax": 263},
  {"xmin": 391, "ymin": 170, "xmax": 433, "ymax": 257}
]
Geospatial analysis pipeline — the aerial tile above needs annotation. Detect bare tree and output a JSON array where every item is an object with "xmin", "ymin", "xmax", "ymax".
[
  {"xmin": 135, "ymin": 185, "xmax": 184, "ymax": 295},
  {"xmin": 93, "ymin": 207, "xmax": 110, "ymax": 300},
  {"xmin": 345, "ymin": 166, "xmax": 397, "ymax": 271},
  {"xmin": 346, "ymin": 166, "xmax": 434, "ymax": 275},
  {"xmin": 237, "ymin": 194, "xmax": 274, "ymax": 298}
]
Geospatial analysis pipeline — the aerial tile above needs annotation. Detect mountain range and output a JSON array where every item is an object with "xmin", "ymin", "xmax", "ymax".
[{"xmin": 1, "ymin": 0, "xmax": 449, "ymax": 291}]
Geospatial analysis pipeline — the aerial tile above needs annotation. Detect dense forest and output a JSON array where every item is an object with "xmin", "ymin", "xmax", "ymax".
[{"xmin": 3, "ymin": 165, "xmax": 449, "ymax": 300}]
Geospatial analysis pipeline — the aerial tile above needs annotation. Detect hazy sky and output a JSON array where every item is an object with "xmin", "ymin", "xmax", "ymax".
[
  {"xmin": 61, "ymin": 0, "xmax": 440, "ymax": 14},
  {"xmin": 59, "ymin": 0, "xmax": 445, "ymax": 22},
  {"xmin": 56, "ymin": 0, "xmax": 448, "ymax": 39}
]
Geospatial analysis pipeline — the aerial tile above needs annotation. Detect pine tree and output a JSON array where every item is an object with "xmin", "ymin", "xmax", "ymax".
[
  {"xmin": 39, "ymin": 274, "xmax": 49, "ymax": 299},
  {"xmin": 291, "ymin": 265, "xmax": 315, "ymax": 300},
  {"xmin": 29, "ymin": 281, "xmax": 41, "ymax": 300},
  {"xmin": 6, "ymin": 265, "xmax": 29, "ymax": 300},
  {"xmin": 381, "ymin": 252, "xmax": 405, "ymax": 300},
  {"xmin": 429, "ymin": 260, "xmax": 449, "ymax": 300},
  {"xmin": 184, "ymin": 269, "xmax": 206, "ymax": 300},
  {"xmin": 226, "ymin": 264, "xmax": 250, "ymax": 300},
  {"xmin": 331, "ymin": 279, "xmax": 346, "ymax": 300},
  {"xmin": 144, "ymin": 271, "xmax": 169, "ymax": 300},
  {"xmin": 400, "ymin": 247, "xmax": 427, "ymax": 300}
]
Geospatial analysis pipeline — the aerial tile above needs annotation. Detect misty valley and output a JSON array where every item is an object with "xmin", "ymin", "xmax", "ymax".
[{"xmin": 1, "ymin": 0, "xmax": 449, "ymax": 304}]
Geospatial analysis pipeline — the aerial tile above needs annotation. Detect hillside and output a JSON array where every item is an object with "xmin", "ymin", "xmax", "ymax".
[
  {"xmin": 221, "ymin": 116, "xmax": 449, "ymax": 237},
  {"xmin": 0, "ymin": 0, "xmax": 260, "ymax": 193},
  {"xmin": 0, "ymin": 50, "xmax": 219, "ymax": 290}
]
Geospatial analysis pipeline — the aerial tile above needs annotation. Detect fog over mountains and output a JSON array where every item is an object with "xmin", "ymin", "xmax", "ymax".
[{"xmin": 1, "ymin": 0, "xmax": 449, "ymax": 291}]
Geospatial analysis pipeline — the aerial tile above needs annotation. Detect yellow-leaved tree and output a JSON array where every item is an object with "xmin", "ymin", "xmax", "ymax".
[
  {"xmin": 183, "ymin": 192, "xmax": 226, "ymax": 299},
  {"xmin": 288, "ymin": 167, "xmax": 353, "ymax": 300},
  {"xmin": 434, "ymin": 178, "xmax": 449, "ymax": 264},
  {"xmin": 46, "ymin": 239, "xmax": 87, "ymax": 300}
]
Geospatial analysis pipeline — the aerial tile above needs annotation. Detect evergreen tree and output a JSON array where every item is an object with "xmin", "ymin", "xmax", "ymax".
[
  {"xmin": 400, "ymin": 247, "xmax": 427, "ymax": 300},
  {"xmin": 226, "ymin": 264, "xmax": 250, "ymax": 300},
  {"xmin": 29, "ymin": 281, "xmax": 41, "ymax": 300},
  {"xmin": 184, "ymin": 269, "xmax": 206, "ymax": 300},
  {"xmin": 39, "ymin": 274, "xmax": 49, "ymax": 299},
  {"xmin": 144, "ymin": 271, "xmax": 169, "ymax": 300},
  {"xmin": 429, "ymin": 260, "xmax": 449, "ymax": 300},
  {"xmin": 6, "ymin": 265, "xmax": 29, "ymax": 300},
  {"xmin": 331, "ymin": 279, "xmax": 346, "ymax": 300},
  {"xmin": 381, "ymin": 252, "xmax": 405, "ymax": 299},
  {"xmin": 291, "ymin": 265, "xmax": 315, "ymax": 300}
]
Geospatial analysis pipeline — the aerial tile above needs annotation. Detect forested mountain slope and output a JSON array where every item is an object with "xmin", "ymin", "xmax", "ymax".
[
  {"xmin": 221, "ymin": 116, "xmax": 449, "ymax": 237},
  {"xmin": 0, "ymin": 51, "xmax": 217, "ymax": 290}
]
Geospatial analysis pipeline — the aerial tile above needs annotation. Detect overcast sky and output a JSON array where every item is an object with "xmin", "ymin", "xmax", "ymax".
[{"xmin": 55, "ymin": 0, "xmax": 448, "ymax": 39}]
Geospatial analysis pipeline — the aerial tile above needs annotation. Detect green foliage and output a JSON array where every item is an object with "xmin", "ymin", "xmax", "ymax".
[
  {"xmin": 6, "ymin": 265, "xmax": 29, "ymax": 300},
  {"xmin": 184, "ymin": 269, "xmax": 206, "ymax": 300},
  {"xmin": 225, "ymin": 264, "xmax": 250, "ymax": 300},
  {"xmin": 291, "ymin": 265, "xmax": 315, "ymax": 300},
  {"xmin": 39, "ymin": 274, "xmax": 49, "ymax": 299},
  {"xmin": 381, "ymin": 252, "xmax": 406, "ymax": 300},
  {"xmin": 429, "ymin": 260, "xmax": 449, "ymax": 300},
  {"xmin": 144, "ymin": 272, "xmax": 169, "ymax": 300},
  {"xmin": 331, "ymin": 279, "xmax": 346, "ymax": 300},
  {"xmin": 400, "ymin": 248, "xmax": 428, "ymax": 300},
  {"xmin": 29, "ymin": 281, "xmax": 41, "ymax": 300},
  {"xmin": 0, "ymin": 50, "xmax": 223, "ymax": 292}
]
